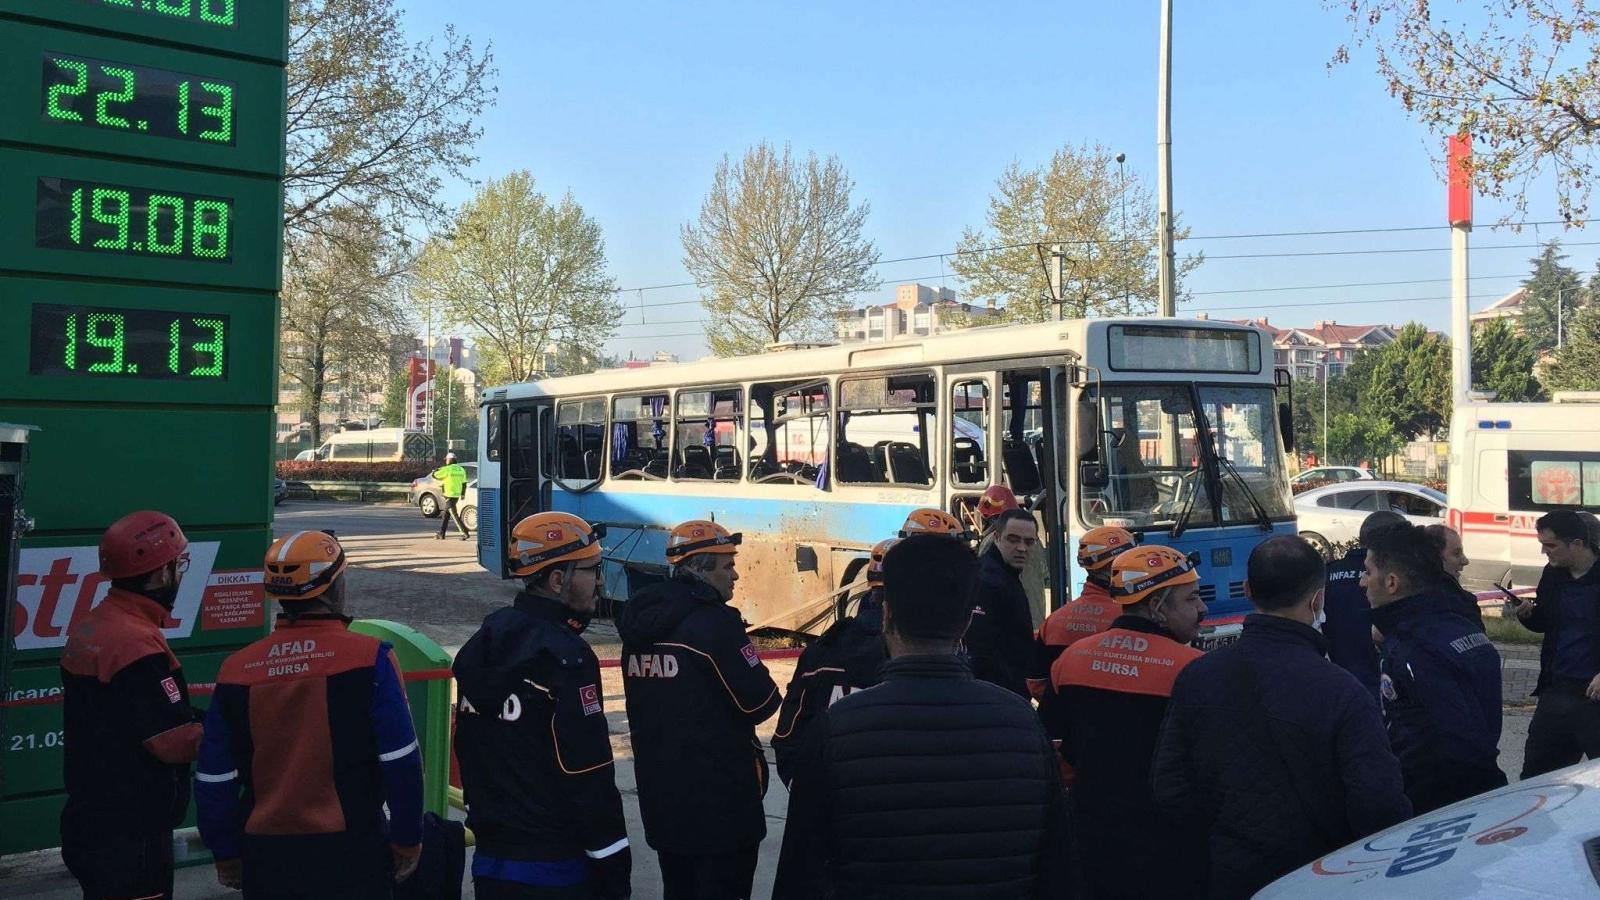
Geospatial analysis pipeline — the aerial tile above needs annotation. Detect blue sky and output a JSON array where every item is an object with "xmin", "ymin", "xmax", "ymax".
[{"xmin": 403, "ymin": 0, "xmax": 1591, "ymax": 360}]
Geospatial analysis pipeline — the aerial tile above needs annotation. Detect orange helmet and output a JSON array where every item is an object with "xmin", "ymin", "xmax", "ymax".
[
  {"xmin": 509, "ymin": 512, "xmax": 604, "ymax": 577},
  {"xmin": 665, "ymin": 520, "xmax": 741, "ymax": 562},
  {"xmin": 866, "ymin": 538, "xmax": 899, "ymax": 585},
  {"xmin": 1078, "ymin": 526, "xmax": 1137, "ymax": 572},
  {"xmin": 264, "ymin": 530, "xmax": 347, "ymax": 601},
  {"xmin": 899, "ymin": 508, "xmax": 974, "ymax": 541},
  {"xmin": 100, "ymin": 510, "xmax": 188, "ymax": 579},
  {"xmin": 977, "ymin": 485, "xmax": 1019, "ymax": 521},
  {"xmin": 1109, "ymin": 545, "xmax": 1200, "ymax": 606}
]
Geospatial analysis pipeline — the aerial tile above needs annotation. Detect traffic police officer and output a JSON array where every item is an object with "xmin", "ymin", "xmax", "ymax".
[
  {"xmin": 620, "ymin": 520, "xmax": 781, "ymax": 900},
  {"xmin": 60, "ymin": 510, "xmax": 203, "ymax": 900},
  {"xmin": 196, "ymin": 530, "xmax": 424, "ymax": 898},
  {"xmin": 452, "ymin": 512, "xmax": 632, "ymax": 899},
  {"xmin": 433, "ymin": 451, "xmax": 471, "ymax": 541},
  {"xmin": 1028, "ymin": 525, "xmax": 1136, "ymax": 701},
  {"xmin": 772, "ymin": 538, "xmax": 895, "ymax": 785},
  {"xmin": 1048, "ymin": 545, "xmax": 1208, "ymax": 899}
]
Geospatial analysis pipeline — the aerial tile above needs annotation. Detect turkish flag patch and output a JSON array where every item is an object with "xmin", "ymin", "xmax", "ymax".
[
  {"xmin": 740, "ymin": 644, "xmax": 759, "ymax": 667},
  {"xmin": 579, "ymin": 684, "xmax": 602, "ymax": 716},
  {"xmin": 160, "ymin": 676, "xmax": 181, "ymax": 704}
]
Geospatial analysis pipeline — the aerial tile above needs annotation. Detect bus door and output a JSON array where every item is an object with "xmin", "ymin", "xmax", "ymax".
[
  {"xmin": 943, "ymin": 370, "xmax": 996, "ymax": 528},
  {"xmin": 483, "ymin": 400, "xmax": 552, "ymax": 578},
  {"xmin": 998, "ymin": 365, "xmax": 1071, "ymax": 619}
]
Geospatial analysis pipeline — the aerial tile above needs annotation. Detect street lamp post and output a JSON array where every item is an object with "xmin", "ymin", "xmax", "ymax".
[
  {"xmin": 1322, "ymin": 350, "xmax": 1331, "ymax": 463},
  {"xmin": 1116, "ymin": 152, "xmax": 1129, "ymax": 309}
]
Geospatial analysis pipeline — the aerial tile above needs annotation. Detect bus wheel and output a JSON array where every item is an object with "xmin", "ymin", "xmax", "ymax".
[
  {"xmin": 1300, "ymin": 531, "xmax": 1332, "ymax": 558},
  {"xmin": 836, "ymin": 558, "xmax": 868, "ymax": 622}
]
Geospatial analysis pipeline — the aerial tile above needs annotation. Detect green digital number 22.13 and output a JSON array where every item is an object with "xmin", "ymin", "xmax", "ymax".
[
  {"xmin": 99, "ymin": 0, "xmax": 236, "ymax": 27},
  {"xmin": 45, "ymin": 58, "xmax": 233, "ymax": 143}
]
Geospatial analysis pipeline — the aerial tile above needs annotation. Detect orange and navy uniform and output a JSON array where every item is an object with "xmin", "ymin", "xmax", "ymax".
[
  {"xmin": 60, "ymin": 588, "xmax": 202, "ymax": 849},
  {"xmin": 1047, "ymin": 616, "xmax": 1205, "ymax": 898},
  {"xmin": 1026, "ymin": 579, "xmax": 1120, "ymax": 701},
  {"xmin": 195, "ymin": 615, "xmax": 423, "ymax": 897}
]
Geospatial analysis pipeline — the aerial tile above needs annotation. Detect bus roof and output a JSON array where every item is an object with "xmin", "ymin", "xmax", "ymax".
[{"xmin": 483, "ymin": 316, "xmax": 1270, "ymax": 402}]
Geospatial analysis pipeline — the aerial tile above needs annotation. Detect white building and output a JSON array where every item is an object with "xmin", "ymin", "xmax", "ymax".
[{"xmin": 836, "ymin": 283, "xmax": 999, "ymax": 343}]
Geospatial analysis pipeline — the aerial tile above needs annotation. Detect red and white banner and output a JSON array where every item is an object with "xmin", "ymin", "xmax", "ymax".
[{"xmin": 11, "ymin": 542, "xmax": 265, "ymax": 651}]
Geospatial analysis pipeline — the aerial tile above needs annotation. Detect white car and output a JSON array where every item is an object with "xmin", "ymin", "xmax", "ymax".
[
  {"xmin": 1259, "ymin": 761, "xmax": 1600, "ymax": 898},
  {"xmin": 1294, "ymin": 481, "xmax": 1447, "ymax": 555},
  {"xmin": 1291, "ymin": 466, "xmax": 1375, "ymax": 487}
]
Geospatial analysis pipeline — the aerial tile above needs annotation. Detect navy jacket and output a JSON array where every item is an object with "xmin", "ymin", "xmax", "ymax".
[
  {"xmin": 1371, "ymin": 591, "xmax": 1507, "ymax": 815},
  {"xmin": 966, "ymin": 547, "xmax": 1035, "ymax": 698},
  {"xmin": 1520, "ymin": 562, "xmax": 1600, "ymax": 695},
  {"xmin": 1153, "ymin": 614, "xmax": 1411, "ymax": 900},
  {"xmin": 771, "ymin": 601, "xmax": 885, "ymax": 786},
  {"xmin": 1323, "ymin": 549, "xmax": 1381, "ymax": 701}
]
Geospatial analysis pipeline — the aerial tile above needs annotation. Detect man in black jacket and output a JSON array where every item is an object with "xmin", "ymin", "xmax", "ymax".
[
  {"xmin": 1321, "ymin": 510, "xmax": 1406, "ymax": 701},
  {"xmin": 1515, "ymin": 509, "xmax": 1600, "ymax": 778},
  {"xmin": 620, "ymin": 520, "xmax": 781, "ymax": 900},
  {"xmin": 453, "ymin": 512, "xmax": 631, "ymax": 899},
  {"xmin": 1366, "ymin": 523, "xmax": 1507, "ymax": 814},
  {"xmin": 1154, "ymin": 536, "xmax": 1412, "ymax": 900},
  {"xmin": 774, "ymin": 534, "xmax": 1060, "ymax": 900},
  {"xmin": 966, "ymin": 508, "xmax": 1039, "ymax": 697}
]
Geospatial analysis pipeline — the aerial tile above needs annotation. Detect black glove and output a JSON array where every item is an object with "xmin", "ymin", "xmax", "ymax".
[{"xmin": 592, "ymin": 847, "xmax": 632, "ymax": 900}]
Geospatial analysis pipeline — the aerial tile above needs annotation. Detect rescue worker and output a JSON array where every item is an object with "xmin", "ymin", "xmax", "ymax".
[
  {"xmin": 196, "ymin": 530, "xmax": 424, "ymax": 898},
  {"xmin": 620, "ymin": 520, "xmax": 782, "ymax": 900},
  {"xmin": 450, "ymin": 512, "xmax": 631, "ymax": 899},
  {"xmin": 967, "ymin": 508, "xmax": 1040, "ymax": 697},
  {"xmin": 1048, "ymin": 545, "xmax": 1208, "ymax": 899},
  {"xmin": 433, "ymin": 451, "xmax": 471, "ymax": 541},
  {"xmin": 1365, "ymin": 522, "xmax": 1507, "ymax": 814},
  {"xmin": 974, "ymin": 485, "xmax": 1047, "ymax": 625},
  {"xmin": 1028, "ymin": 525, "xmax": 1137, "ymax": 701},
  {"xmin": 60, "ymin": 510, "xmax": 203, "ymax": 900},
  {"xmin": 898, "ymin": 506, "xmax": 975, "ymax": 543},
  {"xmin": 771, "ymin": 538, "xmax": 894, "ymax": 785}
]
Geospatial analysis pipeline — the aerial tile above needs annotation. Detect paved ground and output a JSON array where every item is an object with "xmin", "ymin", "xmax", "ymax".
[{"xmin": 0, "ymin": 502, "xmax": 1565, "ymax": 897}]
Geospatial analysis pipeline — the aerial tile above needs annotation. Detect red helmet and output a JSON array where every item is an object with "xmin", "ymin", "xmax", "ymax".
[
  {"xmin": 977, "ymin": 485, "xmax": 1020, "ymax": 520},
  {"xmin": 100, "ymin": 511, "xmax": 188, "ymax": 579}
]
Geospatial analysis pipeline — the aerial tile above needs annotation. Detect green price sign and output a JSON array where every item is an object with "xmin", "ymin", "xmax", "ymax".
[
  {"xmin": 0, "ymin": 0, "xmax": 288, "ymax": 63},
  {"xmin": 42, "ymin": 54, "xmax": 234, "ymax": 144},
  {"xmin": 89, "ymin": 0, "xmax": 237, "ymax": 29},
  {"xmin": 30, "ymin": 303, "xmax": 228, "ymax": 379},
  {"xmin": 35, "ymin": 177, "xmax": 233, "ymax": 262}
]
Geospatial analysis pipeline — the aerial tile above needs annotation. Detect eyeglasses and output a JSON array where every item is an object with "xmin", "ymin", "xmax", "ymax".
[
  {"xmin": 572, "ymin": 563, "xmax": 602, "ymax": 574},
  {"xmin": 175, "ymin": 553, "xmax": 191, "ymax": 576}
]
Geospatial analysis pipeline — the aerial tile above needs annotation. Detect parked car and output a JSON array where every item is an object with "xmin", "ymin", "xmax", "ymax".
[
  {"xmin": 1258, "ymin": 760, "xmax": 1600, "ymax": 898},
  {"xmin": 1294, "ymin": 480, "xmax": 1447, "ymax": 554},
  {"xmin": 1291, "ymin": 466, "xmax": 1374, "ymax": 487},
  {"xmin": 274, "ymin": 478, "xmax": 289, "ymax": 505},
  {"xmin": 409, "ymin": 463, "xmax": 478, "ymax": 519}
]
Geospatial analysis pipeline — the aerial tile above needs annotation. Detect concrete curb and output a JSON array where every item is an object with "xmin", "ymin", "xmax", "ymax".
[{"xmin": 283, "ymin": 480, "xmax": 411, "ymax": 503}]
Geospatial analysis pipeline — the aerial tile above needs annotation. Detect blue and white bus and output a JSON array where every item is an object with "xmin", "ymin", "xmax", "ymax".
[{"xmin": 475, "ymin": 317, "xmax": 1297, "ymax": 643}]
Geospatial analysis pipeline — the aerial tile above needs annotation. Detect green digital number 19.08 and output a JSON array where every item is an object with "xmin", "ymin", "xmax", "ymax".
[{"xmin": 56, "ymin": 182, "xmax": 230, "ymax": 261}]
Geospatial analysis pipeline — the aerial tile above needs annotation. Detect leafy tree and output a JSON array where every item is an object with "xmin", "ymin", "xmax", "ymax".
[
  {"xmin": 1326, "ymin": 412, "xmax": 1404, "ymax": 469},
  {"xmin": 415, "ymin": 171, "xmax": 620, "ymax": 384},
  {"xmin": 284, "ymin": 0, "xmax": 495, "ymax": 243},
  {"xmin": 1472, "ymin": 318, "xmax": 1546, "ymax": 401},
  {"xmin": 950, "ymin": 143, "xmax": 1202, "ymax": 322},
  {"xmin": 280, "ymin": 206, "xmax": 412, "ymax": 447},
  {"xmin": 1364, "ymin": 323, "xmax": 1452, "ymax": 440},
  {"xmin": 681, "ymin": 141, "xmax": 881, "ymax": 356},
  {"xmin": 381, "ymin": 369, "xmax": 409, "ymax": 427},
  {"xmin": 1519, "ymin": 241, "xmax": 1585, "ymax": 354},
  {"xmin": 1545, "ymin": 305, "xmax": 1600, "ymax": 391},
  {"xmin": 1331, "ymin": 1, "xmax": 1600, "ymax": 221}
]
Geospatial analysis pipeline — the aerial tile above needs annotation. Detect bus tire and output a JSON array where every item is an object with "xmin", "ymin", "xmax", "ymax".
[{"xmin": 835, "ymin": 557, "xmax": 869, "ymax": 622}]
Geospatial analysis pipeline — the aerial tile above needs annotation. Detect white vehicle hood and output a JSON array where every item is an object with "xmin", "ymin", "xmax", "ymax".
[{"xmin": 1258, "ymin": 762, "xmax": 1600, "ymax": 898}]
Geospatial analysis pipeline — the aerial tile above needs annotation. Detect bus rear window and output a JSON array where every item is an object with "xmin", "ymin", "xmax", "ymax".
[{"xmin": 1511, "ymin": 450, "xmax": 1600, "ymax": 511}]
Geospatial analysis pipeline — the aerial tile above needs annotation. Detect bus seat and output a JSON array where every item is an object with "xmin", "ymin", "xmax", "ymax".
[
  {"xmin": 644, "ymin": 454, "xmax": 669, "ymax": 479},
  {"xmin": 582, "ymin": 450, "xmax": 600, "ymax": 479},
  {"xmin": 887, "ymin": 442, "xmax": 929, "ymax": 485},
  {"xmin": 712, "ymin": 446, "xmax": 741, "ymax": 481},
  {"xmin": 677, "ymin": 446, "xmax": 713, "ymax": 480},
  {"xmin": 951, "ymin": 437, "xmax": 985, "ymax": 484},
  {"xmin": 1003, "ymin": 439, "xmax": 1043, "ymax": 495},
  {"xmin": 835, "ymin": 442, "xmax": 879, "ymax": 483}
]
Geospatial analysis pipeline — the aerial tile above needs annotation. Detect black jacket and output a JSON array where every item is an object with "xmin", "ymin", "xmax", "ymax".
[
  {"xmin": 1047, "ymin": 615, "xmax": 1205, "ymax": 899},
  {"xmin": 1322, "ymin": 549, "xmax": 1381, "ymax": 702},
  {"xmin": 1520, "ymin": 562, "xmax": 1600, "ymax": 695},
  {"xmin": 774, "ymin": 654, "xmax": 1061, "ymax": 900},
  {"xmin": 452, "ymin": 592, "xmax": 631, "ymax": 895},
  {"xmin": 619, "ymin": 573, "xmax": 782, "ymax": 855},
  {"xmin": 1152, "ymin": 614, "xmax": 1412, "ymax": 900},
  {"xmin": 1372, "ymin": 591, "xmax": 1507, "ymax": 815},
  {"xmin": 966, "ymin": 547, "xmax": 1035, "ymax": 697},
  {"xmin": 772, "ymin": 601, "xmax": 885, "ymax": 786}
]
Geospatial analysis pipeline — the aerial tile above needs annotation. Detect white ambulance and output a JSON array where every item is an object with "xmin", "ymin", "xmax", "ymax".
[{"xmin": 1445, "ymin": 392, "xmax": 1600, "ymax": 589}]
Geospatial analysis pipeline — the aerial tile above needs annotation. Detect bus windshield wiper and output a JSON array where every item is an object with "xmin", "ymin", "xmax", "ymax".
[
  {"xmin": 1217, "ymin": 454, "xmax": 1273, "ymax": 532},
  {"xmin": 1170, "ymin": 476, "xmax": 1201, "ymax": 539}
]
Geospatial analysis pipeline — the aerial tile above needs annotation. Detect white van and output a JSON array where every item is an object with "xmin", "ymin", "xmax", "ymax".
[
  {"xmin": 294, "ymin": 428, "xmax": 434, "ymax": 463},
  {"xmin": 1445, "ymin": 393, "xmax": 1600, "ymax": 588}
]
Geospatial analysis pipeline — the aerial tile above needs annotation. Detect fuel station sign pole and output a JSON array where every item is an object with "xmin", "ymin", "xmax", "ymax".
[{"xmin": 0, "ymin": 0, "xmax": 287, "ymax": 852}]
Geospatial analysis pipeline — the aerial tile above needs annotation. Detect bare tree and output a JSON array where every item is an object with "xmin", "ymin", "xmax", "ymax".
[
  {"xmin": 279, "ymin": 206, "xmax": 414, "ymax": 447},
  {"xmin": 414, "ymin": 171, "xmax": 620, "ymax": 385},
  {"xmin": 681, "ymin": 142, "xmax": 881, "ymax": 356},
  {"xmin": 284, "ymin": 0, "xmax": 495, "ymax": 244},
  {"xmin": 951, "ymin": 143, "xmax": 1200, "ymax": 323},
  {"xmin": 1331, "ymin": 0, "xmax": 1600, "ymax": 222}
]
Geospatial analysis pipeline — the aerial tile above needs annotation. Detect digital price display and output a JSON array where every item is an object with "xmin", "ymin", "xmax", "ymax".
[
  {"xmin": 35, "ymin": 176, "xmax": 232, "ymax": 262},
  {"xmin": 42, "ymin": 54, "xmax": 233, "ymax": 144},
  {"xmin": 86, "ymin": 0, "xmax": 237, "ymax": 29},
  {"xmin": 29, "ymin": 303, "xmax": 228, "ymax": 379}
]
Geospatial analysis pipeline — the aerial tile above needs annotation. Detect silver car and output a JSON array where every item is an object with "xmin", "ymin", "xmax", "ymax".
[
  {"xmin": 1294, "ymin": 480, "xmax": 1446, "ymax": 555},
  {"xmin": 408, "ymin": 463, "xmax": 478, "ymax": 522}
]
